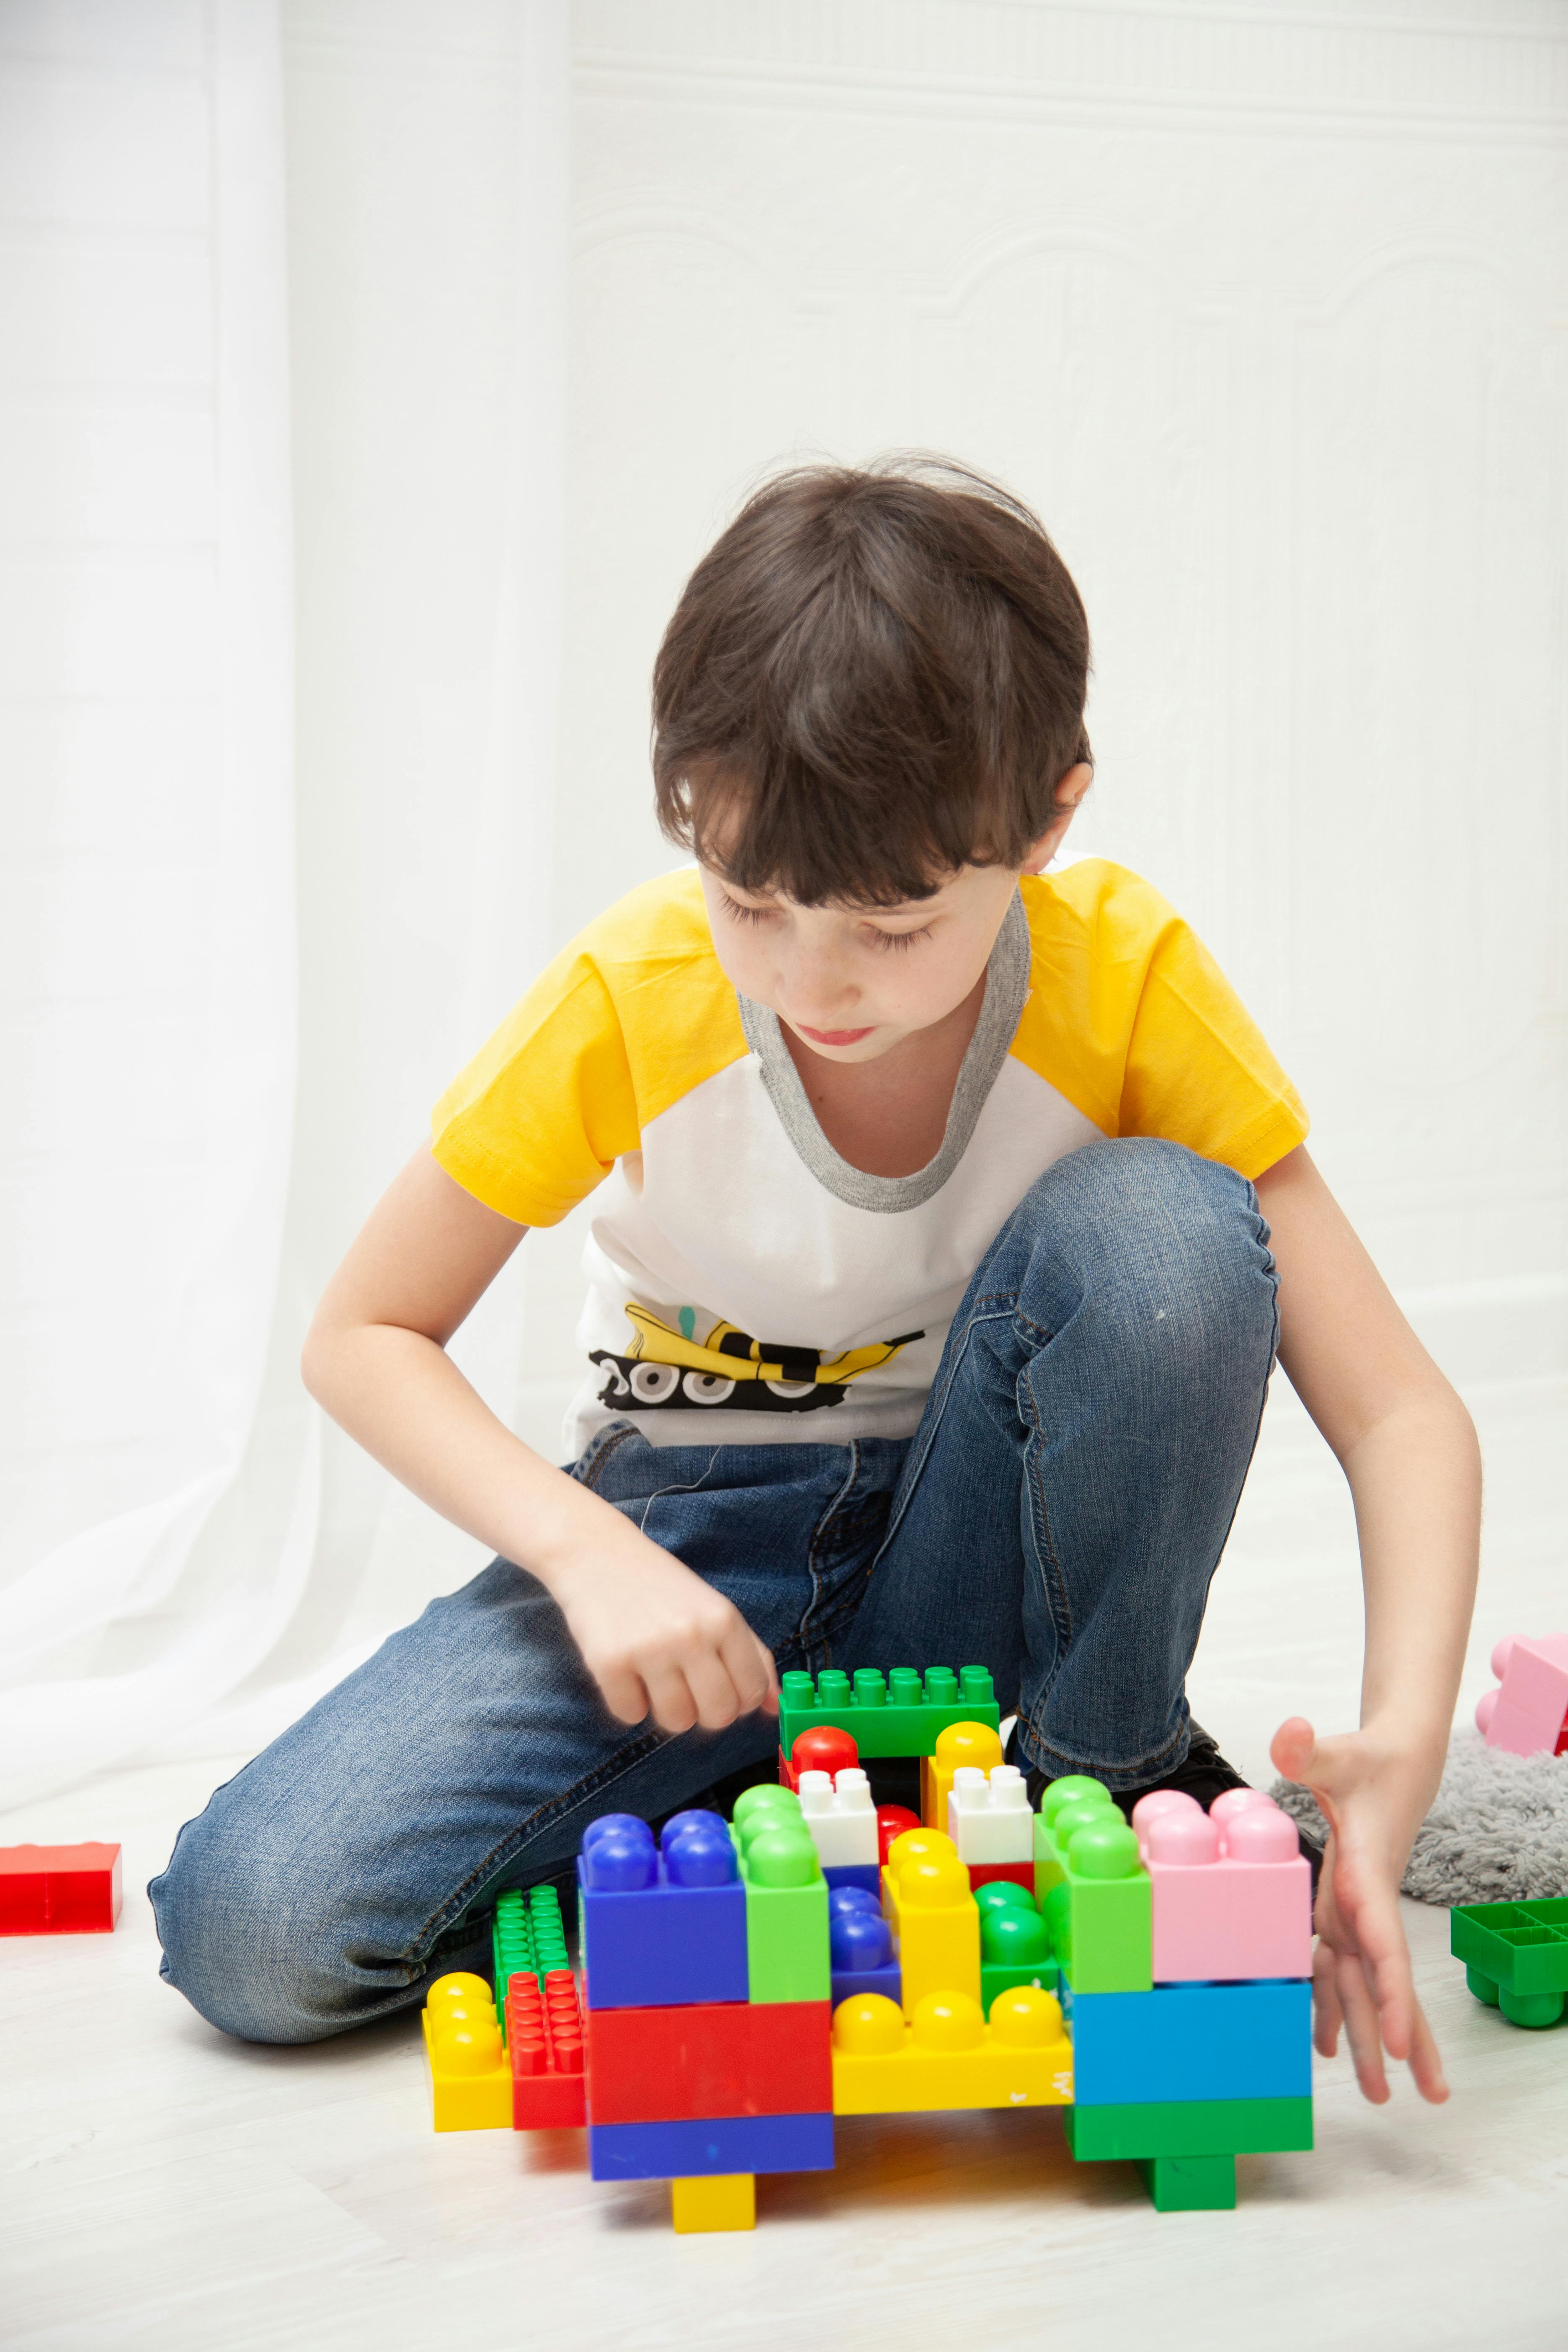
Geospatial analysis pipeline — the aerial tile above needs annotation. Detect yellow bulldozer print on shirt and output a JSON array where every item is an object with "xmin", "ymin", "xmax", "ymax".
[{"xmin": 590, "ymin": 1307, "xmax": 925, "ymax": 1416}]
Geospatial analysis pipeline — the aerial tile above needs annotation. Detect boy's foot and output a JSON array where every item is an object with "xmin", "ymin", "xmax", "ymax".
[{"xmin": 1008, "ymin": 1718, "xmax": 1326, "ymax": 1890}]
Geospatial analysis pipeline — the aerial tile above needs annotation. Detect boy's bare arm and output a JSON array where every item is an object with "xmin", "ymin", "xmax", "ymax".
[
  {"xmin": 300, "ymin": 1148, "xmax": 778, "ymax": 1736},
  {"xmin": 1253, "ymin": 1143, "xmax": 1480, "ymax": 2105}
]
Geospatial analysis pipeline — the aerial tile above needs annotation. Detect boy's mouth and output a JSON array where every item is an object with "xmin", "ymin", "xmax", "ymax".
[{"xmin": 796, "ymin": 1022, "xmax": 875, "ymax": 1047}]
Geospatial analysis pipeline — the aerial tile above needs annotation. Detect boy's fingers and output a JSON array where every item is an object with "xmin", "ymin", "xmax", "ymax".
[
  {"xmin": 683, "ymin": 1649, "xmax": 748, "ymax": 1734},
  {"xmin": 1311, "ymin": 1942, "xmax": 1344, "ymax": 2058},
  {"xmin": 1269, "ymin": 1715, "xmax": 1317, "ymax": 1785},
  {"xmin": 1335, "ymin": 1951, "xmax": 1391, "ymax": 2104},
  {"xmin": 1405, "ymin": 1995, "xmax": 1449, "ymax": 2104},
  {"xmin": 597, "ymin": 1661, "xmax": 653, "ymax": 1726},
  {"xmin": 642, "ymin": 1662, "xmax": 699, "ymax": 1736},
  {"xmin": 720, "ymin": 1623, "xmax": 779, "ymax": 1718}
]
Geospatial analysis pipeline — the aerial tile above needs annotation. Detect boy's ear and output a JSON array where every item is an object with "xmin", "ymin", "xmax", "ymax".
[{"xmin": 1020, "ymin": 763, "xmax": 1093, "ymax": 872}]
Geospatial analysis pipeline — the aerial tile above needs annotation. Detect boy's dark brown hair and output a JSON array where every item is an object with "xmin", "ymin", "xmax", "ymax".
[{"xmin": 652, "ymin": 455, "xmax": 1091, "ymax": 907}]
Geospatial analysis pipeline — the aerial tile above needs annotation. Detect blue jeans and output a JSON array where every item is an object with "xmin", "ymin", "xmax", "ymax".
[{"xmin": 150, "ymin": 1139, "xmax": 1278, "ymax": 2042}]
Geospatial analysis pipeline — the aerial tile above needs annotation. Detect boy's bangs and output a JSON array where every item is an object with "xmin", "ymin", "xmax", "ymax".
[{"xmin": 678, "ymin": 761, "xmax": 1005, "ymax": 909}]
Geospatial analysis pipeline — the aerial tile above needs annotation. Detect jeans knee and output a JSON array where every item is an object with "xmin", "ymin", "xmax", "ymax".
[
  {"xmin": 150, "ymin": 1795, "xmax": 385, "ymax": 2045},
  {"xmin": 1018, "ymin": 1139, "xmax": 1277, "ymax": 1374}
]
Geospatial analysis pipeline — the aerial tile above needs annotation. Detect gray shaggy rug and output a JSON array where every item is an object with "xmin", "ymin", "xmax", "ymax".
[{"xmin": 1271, "ymin": 1730, "xmax": 1568, "ymax": 1907}]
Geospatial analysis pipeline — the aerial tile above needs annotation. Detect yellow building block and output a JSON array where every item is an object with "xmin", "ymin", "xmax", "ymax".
[
  {"xmin": 920, "ymin": 1720, "xmax": 1004, "ymax": 1830},
  {"xmin": 422, "ymin": 1971, "xmax": 512, "ymax": 2132},
  {"xmin": 671, "ymin": 2173, "xmax": 757, "ymax": 2233},
  {"xmin": 831, "ymin": 1986, "xmax": 1074, "ymax": 2114},
  {"xmin": 883, "ymin": 1828, "xmax": 980, "ymax": 2012}
]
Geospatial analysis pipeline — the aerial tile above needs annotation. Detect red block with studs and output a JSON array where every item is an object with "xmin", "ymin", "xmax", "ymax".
[
  {"xmin": 508, "ymin": 1968, "xmax": 587, "ymax": 2129},
  {"xmin": 585, "ymin": 1998, "xmax": 832, "ymax": 2125}
]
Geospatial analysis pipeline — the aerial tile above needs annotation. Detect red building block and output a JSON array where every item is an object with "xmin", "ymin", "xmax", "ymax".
[
  {"xmin": 969, "ymin": 1862, "xmax": 1036, "ymax": 1895},
  {"xmin": 586, "ymin": 1997, "xmax": 832, "ymax": 2125},
  {"xmin": 509, "ymin": 1968, "xmax": 587, "ymax": 2129},
  {"xmin": 0, "ymin": 1843, "xmax": 122, "ymax": 1934}
]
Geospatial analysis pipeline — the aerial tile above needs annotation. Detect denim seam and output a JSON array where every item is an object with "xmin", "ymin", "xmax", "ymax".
[
  {"xmin": 870, "ymin": 1299, "xmax": 1021, "ymax": 1567},
  {"xmin": 401, "ymin": 1725, "xmax": 672, "ymax": 1965}
]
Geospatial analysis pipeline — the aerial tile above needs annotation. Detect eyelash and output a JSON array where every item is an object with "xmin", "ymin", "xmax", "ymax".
[{"xmin": 720, "ymin": 892, "xmax": 933, "ymax": 953}]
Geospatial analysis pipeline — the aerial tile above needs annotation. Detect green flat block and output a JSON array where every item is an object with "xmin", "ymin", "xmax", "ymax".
[
  {"xmin": 1137, "ymin": 2153, "xmax": 1236, "ymax": 2212},
  {"xmin": 1034, "ymin": 1807, "xmax": 1151, "ymax": 1993},
  {"xmin": 1451, "ymin": 1900, "xmax": 1568, "ymax": 1999},
  {"xmin": 777, "ymin": 1666, "xmax": 999, "ymax": 1759},
  {"xmin": 982, "ymin": 1958, "xmax": 1058, "ymax": 2012},
  {"xmin": 1065, "ymin": 2097, "xmax": 1313, "ymax": 2162},
  {"xmin": 492, "ymin": 1885, "xmax": 571, "ymax": 2032}
]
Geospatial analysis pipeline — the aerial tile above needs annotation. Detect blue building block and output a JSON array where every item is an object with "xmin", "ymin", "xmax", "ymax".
[
  {"xmin": 588, "ymin": 2110, "xmax": 835, "ymax": 2182},
  {"xmin": 578, "ymin": 1812, "xmax": 749, "ymax": 2012},
  {"xmin": 1064, "ymin": 1977, "xmax": 1311, "ymax": 2105},
  {"xmin": 831, "ymin": 1960, "xmax": 903, "ymax": 2006},
  {"xmin": 823, "ymin": 1863, "xmax": 881, "ymax": 1896}
]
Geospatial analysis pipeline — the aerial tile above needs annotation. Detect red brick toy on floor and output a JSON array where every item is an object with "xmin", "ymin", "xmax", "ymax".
[{"xmin": 0, "ymin": 1842, "xmax": 122, "ymax": 1934}]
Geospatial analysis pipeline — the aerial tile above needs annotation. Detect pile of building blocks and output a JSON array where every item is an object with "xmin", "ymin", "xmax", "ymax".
[
  {"xmin": 418, "ymin": 1666, "xmax": 1316, "ymax": 2227},
  {"xmin": 0, "ymin": 1842, "xmax": 122, "ymax": 1934},
  {"xmin": 1451, "ymin": 1896, "xmax": 1568, "ymax": 2030},
  {"xmin": 1473, "ymin": 1635, "xmax": 1568, "ymax": 1758}
]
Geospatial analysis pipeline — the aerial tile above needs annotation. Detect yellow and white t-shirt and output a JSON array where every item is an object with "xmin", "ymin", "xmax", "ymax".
[{"xmin": 431, "ymin": 859, "xmax": 1307, "ymax": 1459}]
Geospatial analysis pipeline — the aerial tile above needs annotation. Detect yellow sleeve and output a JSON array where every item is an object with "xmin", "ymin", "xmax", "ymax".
[
  {"xmin": 1017, "ymin": 864, "xmax": 1308, "ymax": 1181},
  {"xmin": 1119, "ymin": 910, "xmax": 1309, "ymax": 1180},
  {"xmin": 429, "ymin": 946, "xmax": 640, "ymax": 1226}
]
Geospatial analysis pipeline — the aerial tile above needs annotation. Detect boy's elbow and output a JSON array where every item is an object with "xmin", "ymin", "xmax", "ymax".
[{"xmin": 299, "ymin": 1314, "xmax": 343, "ymax": 1408}]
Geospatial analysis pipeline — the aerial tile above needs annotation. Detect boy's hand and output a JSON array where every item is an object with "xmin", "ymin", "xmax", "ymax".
[
  {"xmin": 547, "ymin": 1519, "xmax": 779, "ymax": 1737},
  {"xmin": 1270, "ymin": 1716, "xmax": 1448, "ymax": 2106}
]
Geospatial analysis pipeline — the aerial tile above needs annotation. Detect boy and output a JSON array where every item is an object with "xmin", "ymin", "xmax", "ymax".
[{"xmin": 152, "ymin": 461, "xmax": 1477, "ymax": 2107}]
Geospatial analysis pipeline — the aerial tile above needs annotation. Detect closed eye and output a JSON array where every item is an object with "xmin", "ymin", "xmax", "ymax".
[
  {"xmin": 719, "ymin": 890, "xmax": 779, "ymax": 927},
  {"xmin": 869, "ymin": 924, "xmax": 934, "ymax": 953}
]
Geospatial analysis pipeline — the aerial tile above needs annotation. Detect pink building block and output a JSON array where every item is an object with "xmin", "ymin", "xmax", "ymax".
[
  {"xmin": 1474, "ymin": 1635, "xmax": 1568, "ymax": 1758},
  {"xmin": 1132, "ymin": 1788, "xmax": 1312, "ymax": 1985}
]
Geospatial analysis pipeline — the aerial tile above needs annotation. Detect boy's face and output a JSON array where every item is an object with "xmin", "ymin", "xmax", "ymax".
[{"xmin": 699, "ymin": 767, "xmax": 1090, "ymax": 1065}]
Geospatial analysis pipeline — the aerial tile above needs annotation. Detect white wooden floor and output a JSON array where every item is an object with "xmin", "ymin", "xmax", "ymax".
[{"xmin": 4, "ymin": 1379, "xmax": 1566, "ymax": 2352}]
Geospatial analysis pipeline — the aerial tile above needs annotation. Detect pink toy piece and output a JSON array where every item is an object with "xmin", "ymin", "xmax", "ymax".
[
  {"xmin": 1475, "ymin": 1688, "xmax": 1498, "ymax": 1736},
  {"xmin": 1208, "ymin": 1785, "xmax": 1275, "ymax": 1826},
  {"xmin": 1147, "ymin": 1793, "xmax": 1312, "ymax": 1983},
  {"xmin": 1144, "ymin": 1810, "xmax": 1220, "ymax": 1865},
  {"xmin": 1491, "ymin": 1637, "xmax": 1516, "ymax": 1681},
  {"xmin": 1479, "ymin": 1635, "xmax": 1568, "ymax": 1759},
  {"xmin": 1129, "ymin": 1788, "xmax": 1202, "ymax": 1834}
]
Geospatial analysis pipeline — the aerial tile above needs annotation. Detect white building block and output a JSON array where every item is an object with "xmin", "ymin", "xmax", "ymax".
[
  {"xmin": 946, "ymin": 1764, "xmax": 1033, "ymax": 1865},
  {"xmin": 797, "ymin": 1767, "xmax": 879, "ymax": 1867}
]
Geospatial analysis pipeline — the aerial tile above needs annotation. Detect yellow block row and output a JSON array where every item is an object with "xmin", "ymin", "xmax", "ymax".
[
  {"xmin": 423, "ymin": 1973, "xmax": 511, "ymax": 2131},
  {"xmin": 830, "ymin": 1986, "xmax": 1073, "ymax": 2115}
]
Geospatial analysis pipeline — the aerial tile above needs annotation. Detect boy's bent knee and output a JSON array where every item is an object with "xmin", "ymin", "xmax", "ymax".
[
  {"xmin": 150, "ymin": 1790, "xmax": 418, "ymax": 2046},
  {"xmin": 1015, "ymin": 1139, "xmax": 1277, "ymax": 1359}
]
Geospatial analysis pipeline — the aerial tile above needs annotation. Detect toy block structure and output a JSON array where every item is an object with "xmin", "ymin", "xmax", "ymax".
[
  {"xmin": 1452, "ymin": 1895, "xmax": 1568, "ymax": 2028},
  {"xmin": 1134, "ymin": 1786, "xmax": 1313, "ymax": 1983},
  {"xmin": 423, "ymin": 1972, "xmax": 513, "ymax": 2130},
  {"xmin": 1033, "ymin": 1777, "xmax": 1152, "ymax": 1992},
  {"xmin": 777, "ymin": 1664, "xmax": 1000, "ymax": 1759},
  {"xmin": 417, "ymin": 1669, "xmax": 1320, "ymax": 2225},
  {"xmin": 831, "ymin": 1985, "xmax": 1073, "ymax": 2112},
  {"xmin": 0, "ymin": 1841, "xmax": 122, "ymax": 1934},
  {"xmin": 1474, "ymin": 1635, "xmax": 1568, "ymax": 1758}
]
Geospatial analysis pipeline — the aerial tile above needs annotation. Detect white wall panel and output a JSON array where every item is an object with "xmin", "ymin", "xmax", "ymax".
[{"xmin": 542, "ymin": 0, "xmax": 1568, "ymax": 1404}]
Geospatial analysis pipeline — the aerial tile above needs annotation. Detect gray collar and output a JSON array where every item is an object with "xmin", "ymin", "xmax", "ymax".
[{"xmin": 734, "ymin": 888, "xmax": 1032, "ymax": 1214}]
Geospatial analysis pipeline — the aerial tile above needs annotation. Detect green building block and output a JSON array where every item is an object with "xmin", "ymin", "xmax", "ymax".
[
  {"xmin": 732, "ymin": 1788, "xmax": 830, "ymax": 2003},
  {"xmin": 982, "ymin": 1959, "xmax": 1058, "ymax": 2012},
  {"xmin": 492, "ymin": 1884, "xmax": 572, "ymax": 2031},
  {"xmin": 777, "ymin": 1665, "xmax": 1000, "ymax": 1760},
  {"xmin": 976, "ymin": 1880, "xmax": 1056, "ymax": 2011},
  {"xmin": 1065, "ymin": 2097, "xmax": 1313, "ymax": 2162},
  {"xmin": 1452, "ymin": 1898, "xmax": 1568, "ymax": 2026},
  {"xmin": 1033, "ymin": 1782, "xmax": 1151, "ymax": 1993},
  {"xmin": 1137, "ymin": 2153, "xmax": 1236, "ymax": 2211}
]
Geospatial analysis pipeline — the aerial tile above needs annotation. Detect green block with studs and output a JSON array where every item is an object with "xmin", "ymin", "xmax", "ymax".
[
  {"xmin": 730, "ymin": 1784, "xmax": 830, "ymax": 2004},
  {"xmin": 1033, "ymin": 1779, "xmax": 1151, "ymax": 1994},
  {"xmin": 492, "ymin": 1883, "xmax": 573, "ymax": 2032},
  {"xmin": 1451, "ymin": 1897, "xmax": 1568, "ymax": 2028},
  {"xmin": 776, "ymin": 1665, "xmax": 1001, "ymax": 1760}
]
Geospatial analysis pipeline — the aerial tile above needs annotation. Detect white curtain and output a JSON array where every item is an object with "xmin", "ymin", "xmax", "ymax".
[{"xmin": 0, "ymin": 0, "xmax": 571, "ymax": 1807}]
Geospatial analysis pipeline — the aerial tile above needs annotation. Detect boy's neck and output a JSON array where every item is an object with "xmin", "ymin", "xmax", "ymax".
[{"xmin": 778, "ymin": 969, "xmax": 988, "ymax": 1180}]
